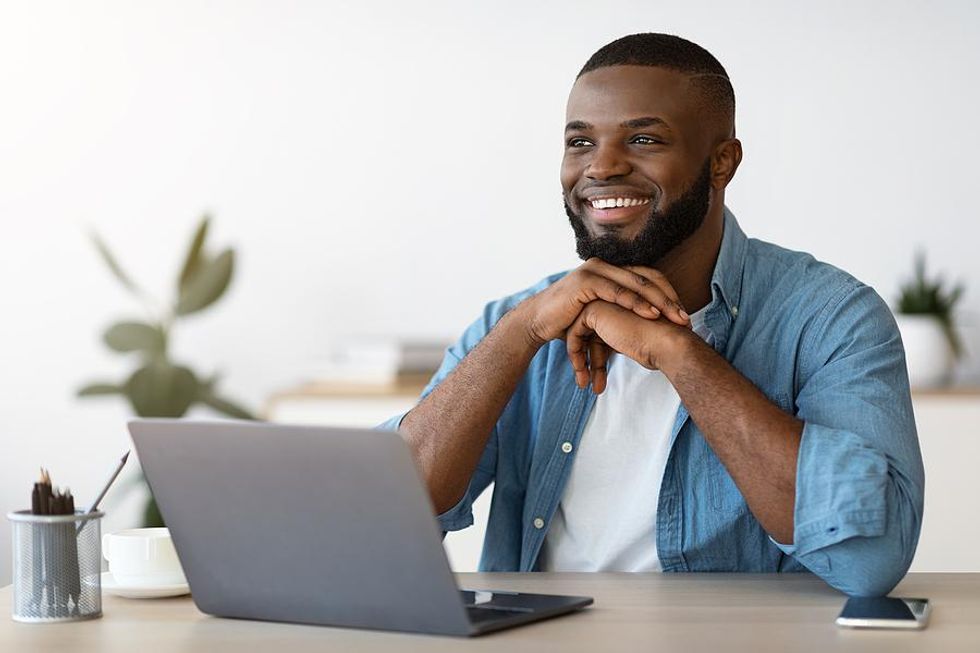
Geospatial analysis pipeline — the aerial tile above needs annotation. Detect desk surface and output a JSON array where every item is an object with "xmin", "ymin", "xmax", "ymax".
[{"xmin": 2, "ymin": 573, "xmax": 979, "ymax": 652}]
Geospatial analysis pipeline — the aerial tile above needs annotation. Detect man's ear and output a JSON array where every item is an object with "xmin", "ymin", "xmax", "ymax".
[{"xmin": 711, "ymin": 138, "xmax": 743, "ymax": 190}]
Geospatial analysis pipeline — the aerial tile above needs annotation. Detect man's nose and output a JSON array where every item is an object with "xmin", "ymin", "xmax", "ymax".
[{"xmin": 585, "ymin": 144, "xmax": 631, "ymax": 180}]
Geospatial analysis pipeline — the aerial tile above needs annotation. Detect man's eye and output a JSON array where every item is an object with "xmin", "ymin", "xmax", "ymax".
[
  {"xmin": 567, "ymin": 137, "xmax": 593, "ymax": 148},
  {"xmin": 631, "ymin": 135, "xmax": 663, "ymax": 145}
]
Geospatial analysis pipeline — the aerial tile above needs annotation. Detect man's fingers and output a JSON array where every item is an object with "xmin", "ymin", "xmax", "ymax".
[
  {"xmin": 589, "ymin": 339, "xmax": 610, "ymax": 394},
  {"xmin": 579, "ymin": 271, "xmax": 664, "ymax": 322},
  {"xmin": 581, "ymin": 259, "xmax": 689, "ymax": 326},
  {"xmin": 567, "ymin": 300, "xmax": 669, "ymax": 372},
  {"xmin": 566, "ymin": 306, "xmax": 611, "ymax": 394},
  {"xmin": 566, "ymin": 311, "xmax": 594, "ymax": 390},
  {"xmin": 623, "ymin": 265, "xmax": 690, "ymax": 326}
]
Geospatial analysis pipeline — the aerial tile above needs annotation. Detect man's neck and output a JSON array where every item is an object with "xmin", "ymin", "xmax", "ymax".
[{"xmin": 657, "ymin": 204, "xmax": 725, "ymax": 314}]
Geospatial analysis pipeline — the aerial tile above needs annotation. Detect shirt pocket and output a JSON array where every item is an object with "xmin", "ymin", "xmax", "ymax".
[{"xmin": 706, "ymin": 457, "xmax": 748, "ymax": 514}]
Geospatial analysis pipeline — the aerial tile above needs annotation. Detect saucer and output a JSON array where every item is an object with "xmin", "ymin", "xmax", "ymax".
[{"xmin": 100, "ymin": 572, "xmax": 190, "ymax": 599}]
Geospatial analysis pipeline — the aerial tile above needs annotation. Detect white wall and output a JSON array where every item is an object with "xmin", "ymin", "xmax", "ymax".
[{"xmin": 1, "ymin": 0, "xmax": 979, "ymax": 584}]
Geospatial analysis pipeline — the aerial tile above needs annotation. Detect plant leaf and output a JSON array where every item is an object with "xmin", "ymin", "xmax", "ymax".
[
  {"xmin": 123, "ymin": 362, "xmax": 198, "ymax": 417},
  {"xmin": 103, "ymin": 321, "xmax": 166, "ymax": 355},
  {"xmin": 90, "ymin": 231, "xmax": 141, "ymax": 295},
  {"xmin": 175, "ymin": 249, "xmax": 234, "ymax": 316},
  {"xmin": 77, "ymin": 382, "xmax": 123, "ymax": 397},
  {"xmin": 178, "ymin": 215, "xmax": 210, "ymax": 293}
]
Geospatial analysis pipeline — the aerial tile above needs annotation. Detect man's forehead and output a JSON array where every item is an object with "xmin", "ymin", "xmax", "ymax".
[{"xmin": 565, "ymin": 65, "xmax": 695, "ymax": 127}]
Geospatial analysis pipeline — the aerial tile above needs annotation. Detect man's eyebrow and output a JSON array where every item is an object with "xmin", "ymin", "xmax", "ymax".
[
  {"xmin": 621, "ymin": 116, "xmax": 670, "ymax": 130},
  {"xmin": 565, "ymin": 120, "xmax": 592, "ymax": 132},
  {"xmin": 564, "ymin": 117, "xmax": 672, "ymax": 132}
]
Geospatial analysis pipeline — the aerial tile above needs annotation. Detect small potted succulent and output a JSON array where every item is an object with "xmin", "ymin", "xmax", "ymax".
[{"xmin": 894, "ymin": 252, "xmax": 964, "ymax": 389}]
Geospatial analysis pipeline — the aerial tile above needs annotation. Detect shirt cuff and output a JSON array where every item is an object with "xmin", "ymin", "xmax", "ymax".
[
  {"xmin": 436, "ymin": 491, "xmax": 475, "ymax": 532},
  {"xmin": 376, "ymin": 412, "xmax": 409, "ymax": 431},
  {"xmin": 784, "ymin": 422, "xmax": 890, "ymax": 556}
]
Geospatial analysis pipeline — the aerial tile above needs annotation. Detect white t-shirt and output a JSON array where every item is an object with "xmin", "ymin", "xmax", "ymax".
[{"xmin": 539, "ymin": 308, "xmax": 710, "ymax": 572}]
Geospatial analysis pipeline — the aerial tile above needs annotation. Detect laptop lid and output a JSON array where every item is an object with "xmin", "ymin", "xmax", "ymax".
[{"xmin": 128, "ymin": 418, "xmax": 474, "ymax": 636}]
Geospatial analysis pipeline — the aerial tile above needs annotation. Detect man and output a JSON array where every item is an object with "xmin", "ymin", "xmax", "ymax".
[{"xmin": 381, "ymin": 33, "xmax": 924, "ymax": 597}]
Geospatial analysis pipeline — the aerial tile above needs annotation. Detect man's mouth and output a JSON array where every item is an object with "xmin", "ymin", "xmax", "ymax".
[
  {"xmin": 588, "ymin": 197, "xmax": 651, "ymax": 209},
  {"xmin": 582, "ymin": 195, "xmax": 652, "ymax": 224}
]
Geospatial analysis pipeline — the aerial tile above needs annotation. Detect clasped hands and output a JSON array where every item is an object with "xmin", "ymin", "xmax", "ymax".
[{"xmin": 521, "ymin": 258, "xmax": 695, "ymax": 394}]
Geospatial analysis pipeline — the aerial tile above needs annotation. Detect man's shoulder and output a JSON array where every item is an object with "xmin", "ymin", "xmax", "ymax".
[
  {"xmin": 745, "ymin": 237, "xmax": 870, "ymax": 308},
  {"xmin": 741, "ymin": 237, "xmax": 893, "ymax": 337}
]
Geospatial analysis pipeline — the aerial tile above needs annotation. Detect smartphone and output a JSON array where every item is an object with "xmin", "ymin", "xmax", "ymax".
[{"xmin": 836, "ymin": 597, "xmax": 931, "ymax": 629}]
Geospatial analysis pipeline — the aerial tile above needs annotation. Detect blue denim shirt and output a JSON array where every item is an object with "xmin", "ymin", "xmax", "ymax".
[{"xmin": 380, "ymin": 208, "xmax": 924, "ymax": 597}]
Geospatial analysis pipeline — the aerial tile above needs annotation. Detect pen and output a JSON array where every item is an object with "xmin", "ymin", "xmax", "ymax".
[{"xmin": 77, "ymin": 451, "xmax": 130, "ymax": 535}]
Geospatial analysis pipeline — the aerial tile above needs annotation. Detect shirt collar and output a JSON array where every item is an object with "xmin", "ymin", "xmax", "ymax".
[{"xmin": 708, "ymin": 206, "xmax": 748, "ymax": 322}]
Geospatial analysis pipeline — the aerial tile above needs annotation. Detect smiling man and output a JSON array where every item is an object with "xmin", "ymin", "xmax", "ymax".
[{"xmin": 382, "ymin": 33, "xmax": 924, "ymax": 597}]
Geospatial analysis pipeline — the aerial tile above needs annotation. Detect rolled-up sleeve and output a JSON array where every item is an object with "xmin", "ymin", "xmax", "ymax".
[
  {"xmin": 772, "ymin": 283, "xmax": 925, "ymax": 597},
  {"xmin": 375, "ymin": 297, "xmax": 513, "ymax": 534}
]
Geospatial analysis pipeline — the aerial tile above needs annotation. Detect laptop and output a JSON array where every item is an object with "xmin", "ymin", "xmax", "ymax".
[{"xmin": 127, "ymin": 419, "xmax": 593, "ymax": 636}]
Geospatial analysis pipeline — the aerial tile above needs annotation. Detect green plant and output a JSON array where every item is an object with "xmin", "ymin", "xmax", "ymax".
[
  {"xmin": 78, "ymin": 214, "xmax": 255, "ymax": 525},
  {"xmin": 896, "ymin": 251, "xmax": 965, "ymax": 359}
]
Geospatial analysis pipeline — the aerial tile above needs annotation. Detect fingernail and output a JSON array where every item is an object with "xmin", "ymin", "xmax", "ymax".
[{"xmin": 679, "ymin": 309, "xmax": 690, "ymax": 321}]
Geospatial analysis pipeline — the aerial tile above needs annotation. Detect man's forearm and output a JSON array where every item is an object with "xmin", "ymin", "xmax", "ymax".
[
  {"xmin": 400, "ymin": 305, "xmax": 540, "ymax": 514},
  {"xmin": 661, "ymin": 330, "xmax": 803, "ymax": 543}
]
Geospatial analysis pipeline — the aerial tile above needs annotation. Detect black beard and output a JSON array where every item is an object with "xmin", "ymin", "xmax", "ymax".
[{"xmin": 564, "ymin": 159, "xmax": 713, "ymax": 267}]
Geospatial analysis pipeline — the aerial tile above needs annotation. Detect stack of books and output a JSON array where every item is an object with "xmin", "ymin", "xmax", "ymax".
[{"xmin": 302, "ymin": 338, "xmax": 450, "ymax": 387}]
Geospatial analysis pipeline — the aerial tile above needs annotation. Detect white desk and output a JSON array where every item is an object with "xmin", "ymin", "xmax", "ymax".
[{"xmin": 2, "ymin": 573, "xmax": 979, "ymax": 651}]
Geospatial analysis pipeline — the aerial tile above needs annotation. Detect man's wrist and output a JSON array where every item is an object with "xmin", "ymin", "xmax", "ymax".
[
  {"xmin": 655, "ymin": 326, "xmax": 701, "ymax": 377},
  {"xmin": 503, "ymin": 300, "xmax": 547, "ymax": 356}
]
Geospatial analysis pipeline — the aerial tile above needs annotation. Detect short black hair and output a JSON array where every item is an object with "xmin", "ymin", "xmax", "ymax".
[{"xmin": 578, "ymin": 33, "xmax": 736, "ymax": 138}]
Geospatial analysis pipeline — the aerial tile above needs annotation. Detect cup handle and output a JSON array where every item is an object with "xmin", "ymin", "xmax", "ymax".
[{"xmin": 102, "ymin": 533, "xmax": 111, "ymax": 561}]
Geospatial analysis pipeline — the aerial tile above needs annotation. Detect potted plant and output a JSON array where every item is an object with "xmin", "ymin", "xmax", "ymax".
[
  {"xmin": 894, "ymin": 251, "xmax": 964, "ymax": 389},
  {"xmin": 78, "ymin": 215, "xmax": 255, "ymax": 526}
]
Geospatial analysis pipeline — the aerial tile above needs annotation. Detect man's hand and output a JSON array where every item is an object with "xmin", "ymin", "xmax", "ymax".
[
  {"xmin": 565, "ymin": 300, "xmax": 694, "ymax": 392},
  {"xmin": 519, "ymin": 258, "xmax": 690, "ymax": 349}
]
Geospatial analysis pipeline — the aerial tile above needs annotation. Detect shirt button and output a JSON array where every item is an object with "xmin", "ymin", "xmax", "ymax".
[
  {"xmin": 533, "ymin": 517, "xmax": 545, "ymax": 529},
  {"xmin": 561, "ymin": 442, "xmax": 573, "ymax": 453},
  {"xmin": 731, "ymin": 305, "xmax": 739, "ymax": 317}
]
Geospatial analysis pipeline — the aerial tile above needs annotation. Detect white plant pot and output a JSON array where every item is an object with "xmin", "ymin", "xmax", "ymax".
[{"xmin": 894, "ymin": 314, "xmax": 954, "ymax": 389}]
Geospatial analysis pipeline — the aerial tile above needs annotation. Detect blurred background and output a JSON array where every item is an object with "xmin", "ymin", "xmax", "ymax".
[{"xmin": 1, "ymin": 0, "xmax": 979, "ymax": 585}]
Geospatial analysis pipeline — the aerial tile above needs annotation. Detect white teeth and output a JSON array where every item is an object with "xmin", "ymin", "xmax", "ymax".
[{"xmin": 589, "ymin": 197, "xmax": 650, "ymax": 209}]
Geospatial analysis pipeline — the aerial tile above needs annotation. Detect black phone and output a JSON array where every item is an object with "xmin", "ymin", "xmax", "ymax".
[{"xmin": 836, "ymin": 596, "xmax": 930, "ymax": 629}]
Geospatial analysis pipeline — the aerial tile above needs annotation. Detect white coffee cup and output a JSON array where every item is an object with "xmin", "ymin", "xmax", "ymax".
[{"xmin": 102, "ymin": 527, "xmax": 187, "ymax": 587}]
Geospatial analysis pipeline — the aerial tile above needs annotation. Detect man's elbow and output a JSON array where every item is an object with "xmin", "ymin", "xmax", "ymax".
[
  {"xmin": 832, "ymin": 558, "xmax": 909, "ymax": 597},
  {"xmin": 817, "ymin": 532, "xmax": 917, "ymax": 597}
]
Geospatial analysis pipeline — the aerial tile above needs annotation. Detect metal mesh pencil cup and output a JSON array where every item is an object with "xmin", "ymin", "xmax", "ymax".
[{"xmin": 7, "ymin": 510, "xmax": 104, "ymax": 623}]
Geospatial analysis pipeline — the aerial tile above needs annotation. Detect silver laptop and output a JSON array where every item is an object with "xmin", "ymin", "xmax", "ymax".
[{"xmin": 127, "ymin": 419, "xmax": 592, "ymax": 636}]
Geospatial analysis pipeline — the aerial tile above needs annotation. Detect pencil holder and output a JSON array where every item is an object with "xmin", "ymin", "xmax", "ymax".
[{"xmin": 7, "ymin": 510, "xmax": 104, "ymax": 623}]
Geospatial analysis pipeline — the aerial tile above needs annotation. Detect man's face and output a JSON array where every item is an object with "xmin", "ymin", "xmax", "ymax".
[{"xmin": 561, "ymin": 65, "xmax": 715, "ymax": 267}]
